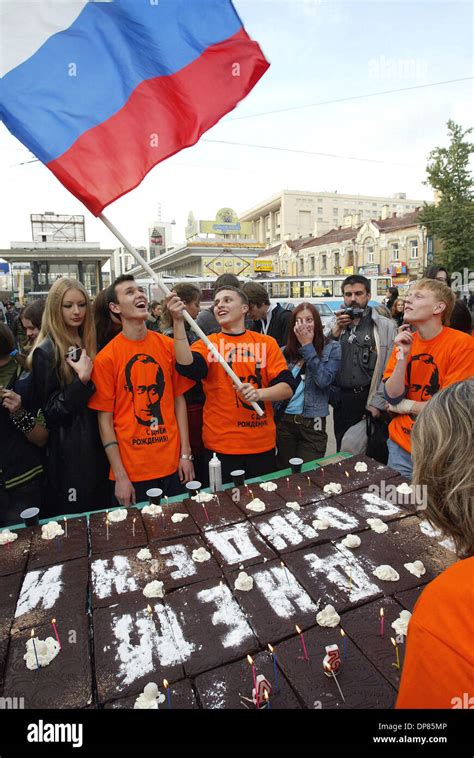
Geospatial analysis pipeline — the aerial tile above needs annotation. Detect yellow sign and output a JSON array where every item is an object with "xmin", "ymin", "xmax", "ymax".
[
  {"xmin": 343, "ymin": 266, "xmax": 354, "ymax": 275},
  {"xmin": 202, "ymin": 256, "xmax": 251, "ymax": 276},
  {"xmin": 198, "ymin": 208, "xmax": 253, "ymax": 237},
  {"xmin": 253, "ymin": 259, "xmax": 273, "ymax": 272}
]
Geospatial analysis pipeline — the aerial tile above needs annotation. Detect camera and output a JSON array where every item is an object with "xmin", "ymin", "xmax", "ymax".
[
  {"xmin": 66, "ymin": 346, "xmax": 82, "ymax": 362},
  {"xmin": 342, "ymin": 306, "xmax": 365, "ymax": 319}
]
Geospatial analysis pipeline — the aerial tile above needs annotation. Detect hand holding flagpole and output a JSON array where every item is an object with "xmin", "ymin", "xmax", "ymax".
[{"xmin": 99, "ymin": 213, "xmax": 264, "ymax": 417}]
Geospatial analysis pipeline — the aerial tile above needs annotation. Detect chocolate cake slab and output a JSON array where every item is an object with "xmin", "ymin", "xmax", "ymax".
[
  {"xmin": 233, "ymin": 484, "xmax": 286, "ymax": 517},
  {"xmin": 226, "ymin": 559, "xmax": 319, "ymax": 645},
  {"xmin": 104, "ymin": 678, "xmax": 198, "ymax": 709},
  {"xmin": 141, "ymin": 502, "xmax": 199, "ymax": 543},
  {"xmin": 388, "ymin": 516, "xmax": 457, "ymax": 578},
  {"xmin": 12, "ymin": 556, "xmax": 89, "ymax": 633},
  {"xmin": 276, "ymin": 624, "xmax": 397, "ymax": 709},
  {"xmin": 3, "ymin": 611, "xmax": 92, "ymax": 709},
  {"xmin": 0, "ymin": 572, "xmax": 24, "ymax": 688},
  {"xmin": 203, "ymin": 521, "xmax": 277, "ymax": 571},
  {"xmin": 28, "ymin": 516, "xmax": 88, "ymax": 569},
  {"xmin": 308, "ymin": 455, "xmax": 399, "ymax": 496},
  {"xmin": 394, "ymin": 586, "xmax": 425, "ymax": 613},
  {"xmin": 333, "ymin": 488, "xmax": 414, "ymax": 524},
  {"xmin": 182, "ymin": 490, "xmax": 246, "ymax": 533},
  {"xmin": 93, "ymin": 596, "xmax": 186, "ymax": 704},
  {"xmin": 90, "ymin": 508, "xmax": 147, "ymax": 555},
  {"xmin": 252, "ymin": 500, "xmax": 364, "ymax": 556},
  {"xmin": 165, "ymin": 577, "xmax": 259, "ymax": 678},
  {"xmin": 91, "ymin": 536, "xmax": 221, "ymax": 609},
  {"xmin": 333, "ymin": 528, "xmax": 438, "ymax": 595},
  {"xmin": 284, "ymin": 542, "xmax": 383, "ymax": 612},
  {"xmin": 195, "ymin": 650, "xmax": 301, "ymax": 709},
  {"xmin": 340, "ymin": 596, "xmax": 407, "ymax": 689},
  {"xmin": 0, "ymin": 527, "xmax": 32, "ymax": 577},
  {"xmin": 278, "ymin": 472, "xmax": 330, "ymax": 506}
]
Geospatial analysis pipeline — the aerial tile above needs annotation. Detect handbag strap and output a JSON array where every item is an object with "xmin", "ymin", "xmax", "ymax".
[{"xmin": 274, "ymin": 362, "xmax": 306, "ymax": 423}]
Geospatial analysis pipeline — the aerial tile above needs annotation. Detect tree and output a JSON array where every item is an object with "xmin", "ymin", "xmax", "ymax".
[{"xmin": 419, "ymin": 120, "xmax": 474, "ymax": 273}]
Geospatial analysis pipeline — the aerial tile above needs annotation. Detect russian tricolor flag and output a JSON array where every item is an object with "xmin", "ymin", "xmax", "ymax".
[{"xmin": 0, "ymin": 0, "xmax": 269, "ymax": 215}]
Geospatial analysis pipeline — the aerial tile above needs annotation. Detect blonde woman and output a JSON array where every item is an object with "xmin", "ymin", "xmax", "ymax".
[
  {"xmin": 396, "ymin": 379, "xmax": 473, "ymax": 708},
  {"xmin": 29, "ymin": 278, "xmax": 109, "ymax": 516}
]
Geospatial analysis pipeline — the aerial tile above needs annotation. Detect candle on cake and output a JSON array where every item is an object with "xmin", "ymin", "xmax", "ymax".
[
  {"xmin": 340, "ymin": 628, "xmax": 347, "ymax": 659},
  {"xmin": 379, "ymin": 607, "xmax": 385, "ymax": 637},
  {"xmin": 391, "ymin": 637, "xmax": 400, "ymax": 669},
  {"xmin": 30, "ymin": 629, "xmax": 40, "ymax": 670},
  {"xmin": 51, "ymin": 618, "xmax": 61, "ymax": 650},
  {"xmin": 163, "ymin": 679, "xmax": 172, "ymax": 709},
  {"xmin": 268, "ymin": 644, "xmax": 279, "ymax": 690},
  {"xmin": 247, "ymin": 655, "xmax": 259, "ymax": 709},
  {"xmin": 295, "ymin": 625, "xmax": 309, "ymax": 661}
]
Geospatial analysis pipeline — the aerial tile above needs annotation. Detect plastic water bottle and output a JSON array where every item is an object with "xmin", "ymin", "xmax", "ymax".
[{"xmin": 209, "ymin": 452, "xmax": 223, "ymax": 492}]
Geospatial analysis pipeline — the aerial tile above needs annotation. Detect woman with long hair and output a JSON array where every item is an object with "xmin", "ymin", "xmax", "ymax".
[
  {"xmin": 29, "ymin": 278, "xmax": 109, "ymax": 516},
  {"xmin": 275, "ymin": 302, "xmax": 341, "ymax": 467},
  {"xmin": 21, "ymin": 299, "xmax": 46, "ymax": 352},
  {"xmin": 93, "ymin": 287, "xmax": 122, "ymax": 352},
  {"xmin": 391, "ymin": 297, "xmax": 405, "ymax": 327},
  {"xmin": 396, "ymin": 379, "xmax": 473, "ymax": 708}
]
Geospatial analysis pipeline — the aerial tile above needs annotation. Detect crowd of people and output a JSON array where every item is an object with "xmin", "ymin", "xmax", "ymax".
[{"xmin": 1, "ymin": 269, "xmax": 473, "ymax": 527}]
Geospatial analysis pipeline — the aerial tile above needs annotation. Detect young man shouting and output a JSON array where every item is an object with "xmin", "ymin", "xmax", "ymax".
[
  {"xmin": 167, "ymin": 286, "xmax": 295, "ymax": 483},
  {"xmin": 383, "ymin": 278, "xmax": 474, "ymax": 477},
  {"xmin": 89, "ymin": 275, "xmax": 195, "ymax": 506}
]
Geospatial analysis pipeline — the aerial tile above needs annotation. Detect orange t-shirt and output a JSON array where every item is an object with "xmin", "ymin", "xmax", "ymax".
[
  {"xmin": 190, "ymin": 330, "xmax": 290, "ymax": 455},
  {"xmin": 383, "ymin": 327, "xmax": 474, "ymax": 452},
  {"xmin": 396, "ymin": 557, "xmax": 474, "ymax": 709},
  {"xmin": 88, "ymin": 331, "xmax": 193, "ymax": 481}
]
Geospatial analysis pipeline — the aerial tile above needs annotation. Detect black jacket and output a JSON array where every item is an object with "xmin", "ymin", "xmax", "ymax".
[
  {"xmin": 249, "ymin": 303, "xmax": 291, "ymax": 348},
  {"xmin": 0, "ymin": 363, "xmax": 43, "ymax": 491},
  {"xmin": 31, "ymin": 338, "xmax": 109, "ymax": 517}
]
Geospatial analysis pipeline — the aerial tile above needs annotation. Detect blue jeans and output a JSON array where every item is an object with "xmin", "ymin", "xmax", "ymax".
[{"xmin": 387, "ymin": 439, "xmax": 413, "ymax": 479}]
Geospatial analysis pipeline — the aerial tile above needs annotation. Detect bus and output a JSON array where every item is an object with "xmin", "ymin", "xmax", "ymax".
[{"xmin": 137, "ymin": 274, "xmax": 392, "ymax": 312}]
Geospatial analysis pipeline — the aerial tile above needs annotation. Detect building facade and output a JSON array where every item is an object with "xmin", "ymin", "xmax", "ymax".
[
  {"xmin": 265, "ymin": 209, "xmax": 427, "ymax": 287},
  {"xmin": 239, "ymin": 189, "xmax": 429, "ymax": 247},
  {"xmin": 0, "ymin": 212, "xmax": 114, "ymax": 300}
]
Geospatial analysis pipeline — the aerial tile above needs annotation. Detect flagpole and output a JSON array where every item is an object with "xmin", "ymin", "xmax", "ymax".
[{"xmin": 99, "ymin": 212, "xmax": 264, "ymax": 417}]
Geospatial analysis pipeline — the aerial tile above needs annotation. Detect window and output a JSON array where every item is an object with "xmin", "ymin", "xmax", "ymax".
[
  {"xmin": 343, "ymin": 208, "xmax": 349, "ymax": 214},
  {"xmin": 391, "ymin": 242, "xmax": 399, "ymax": 260},
  {"xmin": 409, "ymin": 240, "xmax": 418, "ymax": 258},
  {"xmin": 309, "ymin": 255, "xmax": 315, "ymax": 272},
  {"xmin": 298, "ymin": 257, "xmax": 304, "ymax": 274},
  {"xmin": 317, "ymin": 198, "xmax": 323, "ymax": 202},
  {"xmin": 334, "ymin": 252, "xmax": 340, "ymax": 269},
  {"xmin": 275, "ymin": 212, "xmax": 281, "ymax": 228},
  {"xmin": 317, "ymin": 207, "xmax": 323, "ymax": 213},
  {"xmin": 266, "ymin": 217, "xmax": 271, "ymax": 231},
  {"xmin": 321, "ymin": 254, "xmax": 327, "ymax": 271},
  {"xmin": 298, "ymin": 210, "xmax": 311, "ymax": 230}
]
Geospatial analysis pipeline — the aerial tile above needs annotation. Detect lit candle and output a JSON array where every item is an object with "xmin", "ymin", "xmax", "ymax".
[
  {"xmin": 379, "ymin": 607, "xmax": 384, "ymax": 638},
  {"xmin": 268, "ymin": 643, "xmax": 279, "ymax": 690},
  {"xmin": 263, "ymin": 689, "xmax": 271, "ymax": 709},
  {"xmin": 165, "ymin": 495, "xmax": 169, "ymax": 507},
  {"xmin": 340, "ymin": 628, "xmax": 347, "ymax": 659},
  {"xmin": 105, "ymin": 513, "xmax": 109, "ymax": 542},
  {"xmin": 249, "ymin": 489, "xmax": 254, "ymax": 499},
  {"xmin": 295, "ymin": 624, "xmax": 309, "ymax": 661},
  {"xmin": 31, "ymin": 629, "xmax": 40, "ymax": 670},
  {"xmin": 132, "ymin": 517, "xmax": 136, "ymax": 537},
  {"xmin": 163, "ymin": 679, "xmax": 172, "ymax": 709},
  {"xmin": 64, "ymin": 517, "xmax": 68, "ymax": 538},
  {"xmin": 324, "ymin": 663, "xmax": 345, "ymax": 703},
  {"xmin": 286, "ymin": 477, "xmax": 290, "ymax": 489},
  {"xmin": 202, "ymin": 503, "xmax": 210, "ymax": 523},
  {"xmin": 147, "ymin": 604, "xmax": 153, "ymax": 617},
  {"xmin": 297, "ymin": 486, "xmax": 302, "ymax": 500},
  {"xmin": 247, "ymin": 655, "xmax": 259, "ymax": 709},
  {"xmin": 391, "ymin": 637, "xmax": 400, "ymax": 669},
  {"xmin": 307, "ymin": 476, "xmax": 311, "ymax": 489},
  {"xmin": 280, "ymin": 560, "xmax": 291, "ymax": 586},
  {"xmin": 51, "ymin": 618, "xmax": 61, "ymax": 650}
]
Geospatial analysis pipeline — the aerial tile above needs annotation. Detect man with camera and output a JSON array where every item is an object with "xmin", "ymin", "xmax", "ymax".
[{"xmin": 329, "ymin": 275, "xmax": 397, "ymax": 450}]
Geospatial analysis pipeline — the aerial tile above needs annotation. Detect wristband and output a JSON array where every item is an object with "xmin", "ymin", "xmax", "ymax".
[
  {"xmin": 9, "ymin": 348, "xmax": 19, "ymax": 357},
  {"xmin": 103, "ymin": 441, "xmax": 118, "ymax": 450},
  {"xmin": 11, "ymin": 407, "xmax": 36, "ymax": 433}
]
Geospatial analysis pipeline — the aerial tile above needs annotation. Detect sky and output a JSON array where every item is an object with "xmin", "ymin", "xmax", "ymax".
[{"xmin": 0, "ymin": 0, "xmax": 472, "ymax": 251}]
